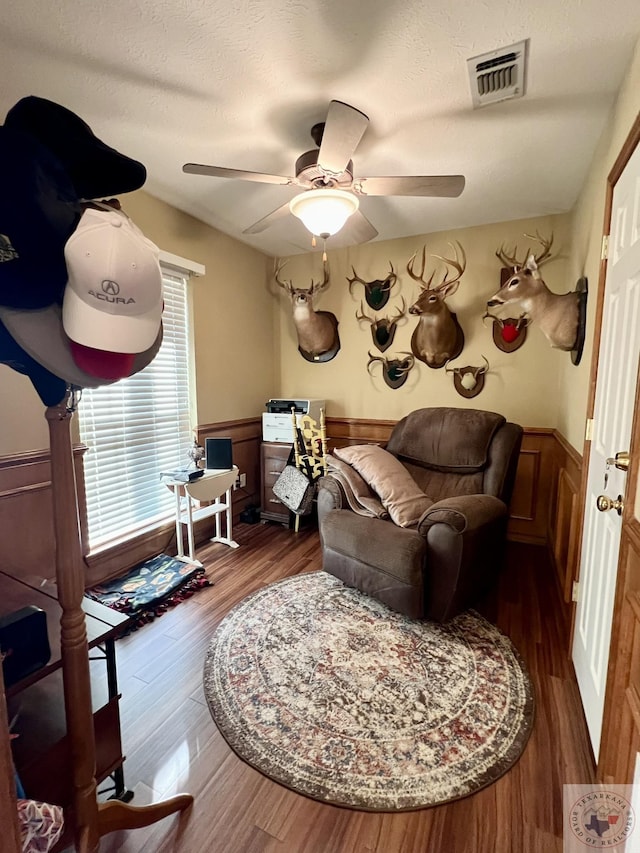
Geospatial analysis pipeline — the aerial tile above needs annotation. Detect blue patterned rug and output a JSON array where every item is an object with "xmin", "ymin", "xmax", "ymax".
[{"xmin": 86, "ymin": 553, "xmax": 212, "ymax": 631}]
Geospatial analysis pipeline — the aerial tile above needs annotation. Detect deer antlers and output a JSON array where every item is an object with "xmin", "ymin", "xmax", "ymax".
[
  {"xmin": 407, "ymin": 241, "xmax": 466, "ymax": 295},
  {"xmin": 495, "ymin": 231, "xmax": 554, "ymax": 271},
  {"xmin": 356, "ymin": 297, "xmax": 406, "ymax": 326},
  {"xmin": 367, "ymin": 351, "xmax": 414, "ymax": 372},
  {"xmin": 444, "ymin": 356, "xmax": 490, "ymax": 397},
  {"xmin": 273, "ymin": 258, "xmax": 329, "ymax": 295},
  {"xmin": 347, "ymin": 262, "xmax": 397, "ymax": 297},
  {"xmin": 445, "ymin": 355, "xmax": 489, "ymax": 377},
  {"xmin": 367, "ymin": 351, "xmax": 415, "ymax": 389}
]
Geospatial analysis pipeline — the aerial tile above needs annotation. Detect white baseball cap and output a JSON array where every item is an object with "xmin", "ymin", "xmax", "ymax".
[
  {"xmin": 62, "ymin": 206, "xmax": 163, "ymax": 354},
  {"xmin": 0, "ymin": 301, "xmax": 163, "ymax": 387}
]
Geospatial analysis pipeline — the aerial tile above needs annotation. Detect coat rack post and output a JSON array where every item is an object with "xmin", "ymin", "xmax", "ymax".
[
  {"xmin": 46, "ymin": 393, "xmax": 193, "ymax": 851},
  {"xmin": 46, "ymin": 397, "xmax": 101, "ymax": 852}
]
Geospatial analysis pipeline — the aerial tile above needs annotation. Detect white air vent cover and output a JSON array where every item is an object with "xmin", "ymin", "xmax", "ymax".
[{"xmin": 467, "ymin": 40, "xmax": 527, "ymax": 108}]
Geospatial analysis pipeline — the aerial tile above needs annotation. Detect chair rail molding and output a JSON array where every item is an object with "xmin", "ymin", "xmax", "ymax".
[{"xmin": 0, "ymin": 417, "xmax": 581, "ymax": 601}]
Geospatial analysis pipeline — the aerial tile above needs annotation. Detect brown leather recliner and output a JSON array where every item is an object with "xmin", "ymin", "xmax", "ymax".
[{"xmin": 317, "ymin": 407, "xmax": 523, "ymax": 622}]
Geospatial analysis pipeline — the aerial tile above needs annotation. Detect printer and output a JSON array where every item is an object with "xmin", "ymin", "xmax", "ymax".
[{"xmin": 262, "ymin": 398, "xmax": 326, "ymax": 443}]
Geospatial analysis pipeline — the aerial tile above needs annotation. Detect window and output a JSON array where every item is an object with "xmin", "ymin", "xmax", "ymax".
[{"xmin": 79, "ymin": 268, "xmax": 193, "ymax": 550}]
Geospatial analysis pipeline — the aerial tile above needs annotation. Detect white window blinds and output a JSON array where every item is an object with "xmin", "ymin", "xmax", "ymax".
[{"xmin": 78, "ymin": 270, "xmax": 193, "ymax": 549}]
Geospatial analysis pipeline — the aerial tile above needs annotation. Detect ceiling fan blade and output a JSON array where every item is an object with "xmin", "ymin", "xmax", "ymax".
[
  {"xmin": 242, "ymin": 201, "xmax": 292, "ymax": 235},
  {"xmin": 317, "ymin": 100, "xmax": 369, "ymax": 177},
  {"xmin": 354, "ymin": 175, "xmax": 465, "ymax": 198},
  {"xmin": 328, "ymin": 208, "xmax": 378, "ymax": 248},
  {"xmin": 183, "ymin": 163, "xmax": 298, "ymax": 186}
]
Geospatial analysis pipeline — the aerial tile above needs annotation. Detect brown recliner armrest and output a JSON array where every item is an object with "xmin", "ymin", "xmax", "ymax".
[
  {"xmin": 417, "ymin": 494, "xmax": 507, "ymax": 536},
  {"xmin": 416, "ymin": 494, "xmax": 509, "ymax": 622}
]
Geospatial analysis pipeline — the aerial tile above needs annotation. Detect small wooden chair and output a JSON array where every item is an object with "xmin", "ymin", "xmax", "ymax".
[{"xmin": 291, "ymin": 407, "xmax": 327, "ymax": 532}]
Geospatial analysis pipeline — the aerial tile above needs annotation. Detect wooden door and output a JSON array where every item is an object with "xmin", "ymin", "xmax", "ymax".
[
  {"xmin": 572, "ymin": 131, "xmax": 640, "ymax": 759},
  {"xmin": 577, "ymin": 114, "xmax": 640, "ymax": 781},
  {"xmin": 597, "ymin": 121, "xmax": 640, "ymax": 779}
]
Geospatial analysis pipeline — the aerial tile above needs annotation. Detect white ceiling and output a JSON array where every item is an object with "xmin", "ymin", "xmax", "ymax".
[{"xmin": 2, "ymin": 0, "xmax": 640, "ymax": 257}]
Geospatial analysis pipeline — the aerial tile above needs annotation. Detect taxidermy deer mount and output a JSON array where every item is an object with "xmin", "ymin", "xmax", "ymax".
[
  {"xmin": 274, "ymin": 259, "xmax": 340, "ymax": 362},
  {"xmin": 407, "ymin": 242, "xmax": 466, "ymax": 369},
  {"xmin": 482, "ymin": 307, "xmax": 529, "ymax": 353},
  {"xmin": 347, "ymin": 262, "xmax": 398, "ymax": 310},
  {"xmin": 445, "ymin": 356, "xmax": 490, "ymax": 398},
  {"xmin": 488, "ymin": 232, "xmax": 587, "ymax": 362},
  {"xmin": 367, "ymin": 351, "xmax": 415, "ymax": 389},
  {"xmin": 356, "ymin": 297, "xmax": 407, "ymax": 353}
]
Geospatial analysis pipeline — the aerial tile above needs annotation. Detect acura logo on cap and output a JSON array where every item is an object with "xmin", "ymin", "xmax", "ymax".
[{"xmin": 88, "ymin": 279, "xmax": 135, "ymax": 305}]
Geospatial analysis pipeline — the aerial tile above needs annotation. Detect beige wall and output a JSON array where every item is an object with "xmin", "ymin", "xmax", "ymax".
[
  {"xmin": 558, "ymin": 38, "xmax": 640, "ymax": 451},
  {"xmin": 122, "ymin": 192, "xmax": 274, "ymax": 426},
  {"xmin": 0, "ymin": 370, "xmax": 51, "ymax": 454},
  {"xmin": 0, "ymin": 192, "xmax": 276, "ymax": 455},
  {"xmin": 274, "ymin": 213, "xmax": 571, "ymax": 428}
]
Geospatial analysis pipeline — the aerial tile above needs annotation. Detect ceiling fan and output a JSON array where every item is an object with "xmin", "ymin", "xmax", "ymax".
[{"xmin": 183, "ymin": 100, "xmax": 465, "ymax": 245}]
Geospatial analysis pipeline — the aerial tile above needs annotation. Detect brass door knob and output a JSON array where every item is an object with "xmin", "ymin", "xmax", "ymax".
[{"xmin": 596, "ymin": 494, "xmax": 624, "ymax": 516}]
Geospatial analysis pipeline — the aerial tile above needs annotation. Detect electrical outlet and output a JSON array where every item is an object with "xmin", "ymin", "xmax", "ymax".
[{"xmin": 239, "ymin": 472, "xmax": 247, "ymax": 488}]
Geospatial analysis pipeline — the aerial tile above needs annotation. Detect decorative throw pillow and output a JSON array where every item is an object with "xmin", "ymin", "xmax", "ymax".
[{"xmin": 334, "ymin": 444, "xmax": 433, "ymax": 527}]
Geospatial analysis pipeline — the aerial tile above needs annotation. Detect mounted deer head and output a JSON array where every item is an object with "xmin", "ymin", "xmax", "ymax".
[
  {"xmin": 488, "ymin": 232, "xmax": 581, "ymax": 352},
  {"xmin": 274, "ymin": 259, "xmax": 340, "ymax": 362},
  {"xmin": 356, "ymin": 297, "xmax": 407, "ymax": 352},
  {"xmin": 407, "ymin": 241, "xmax": 466, "ymax": 368},
  {"xmin": 347, "ymin": 262, "xmax": 397, "ymax": 310},
  {"xmin": 445, "ymin": 356, "xmax": 489, "ymax": 398},
  {"xmin": 367, "ymin": 351, "xmax": 415, "ymax": 389}
]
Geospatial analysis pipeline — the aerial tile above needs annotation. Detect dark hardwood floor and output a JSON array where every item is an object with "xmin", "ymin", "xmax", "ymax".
[{"xmin": 94, "ymin": 523, "xmax": 595, "ymax": 853}]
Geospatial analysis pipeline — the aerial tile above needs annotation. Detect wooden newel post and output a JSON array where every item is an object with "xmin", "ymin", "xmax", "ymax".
[{"xmin": 45, "ymin": 395, "xmax": 100, "ymax": 853}]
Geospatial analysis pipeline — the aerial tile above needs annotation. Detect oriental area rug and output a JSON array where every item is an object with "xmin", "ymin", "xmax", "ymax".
[{"xmin": 203, "ymin": 572, "xmax": 534, "ymax": 811}]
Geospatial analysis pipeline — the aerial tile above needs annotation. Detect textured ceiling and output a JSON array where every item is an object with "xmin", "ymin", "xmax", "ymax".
[{"xmin": 2, "ymin": 0, "xmax": 640, "ymax": 257}]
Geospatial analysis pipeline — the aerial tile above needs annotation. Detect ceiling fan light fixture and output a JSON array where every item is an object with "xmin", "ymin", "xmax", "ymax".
[{"xmin": 289, "ymin": 188, "xmax": 359, "ymax": 238}]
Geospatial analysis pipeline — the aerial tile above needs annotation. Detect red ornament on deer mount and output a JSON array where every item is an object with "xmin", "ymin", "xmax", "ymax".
[
  {"xmin": 500, "ymin": 322, "xmax": 520, "ymax": 343},
  {"xmin": 484, "ymin": 312, "xmax": 528, "ymax": 352}
]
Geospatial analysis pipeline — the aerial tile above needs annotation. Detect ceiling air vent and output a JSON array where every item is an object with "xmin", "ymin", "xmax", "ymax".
[{"xmin": 467, "ymin": 40, "xmax": 527, "ymax": 108}]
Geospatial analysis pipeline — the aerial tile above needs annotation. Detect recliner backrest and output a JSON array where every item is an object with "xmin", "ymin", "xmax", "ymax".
[{"xmin": 385, "ymin": 407, "xmax": 522, "ymax": 503}]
